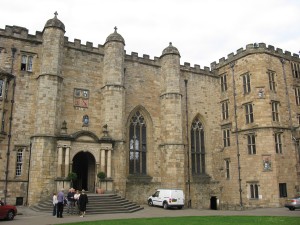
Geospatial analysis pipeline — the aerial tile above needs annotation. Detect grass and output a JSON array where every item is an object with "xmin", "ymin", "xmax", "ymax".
[{"xmin": 61, "ymin": 216, "xmax": 300, "ymax": 225}]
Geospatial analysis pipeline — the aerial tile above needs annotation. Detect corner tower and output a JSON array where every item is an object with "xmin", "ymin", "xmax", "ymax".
[
  {"xmin": 28, "ymin": 12, "xmax": 65, "ymax": 204},
  {"xmin": 160, "ymin": 43, "xmax": 185, "ymax": 188}
]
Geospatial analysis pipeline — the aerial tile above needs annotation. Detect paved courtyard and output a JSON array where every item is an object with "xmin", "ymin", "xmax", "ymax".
[{"xmin": 1, "ymin": 205, "xmax": 300, "ymax": 225}]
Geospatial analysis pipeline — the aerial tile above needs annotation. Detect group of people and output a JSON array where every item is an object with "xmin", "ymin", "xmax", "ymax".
[{"xmin": 52, "ymin": 188, "xmax": 89, "ymax": 218}]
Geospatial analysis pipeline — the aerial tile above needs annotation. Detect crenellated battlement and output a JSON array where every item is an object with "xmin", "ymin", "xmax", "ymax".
[
  {"xmin": 211, "ymin": 42, "xmax": 300, "ymax": 69},
  {"xmin": 1, "ymin": 24, "xmax": 299, "ymax": 72},
  {"xmin": 0, "ymin": 25, "xmax": 43, "ymax": 42},
  {"xmin": 64, "ymin": 36, "xmax": 105, "ymax": 54},
  {"xmin": 125, "ymin": 51, "xmax": 160, "ymax": 67},
  {"xmin": 180, "ymin": 62, "xmax": 213, "ymax": 75}
]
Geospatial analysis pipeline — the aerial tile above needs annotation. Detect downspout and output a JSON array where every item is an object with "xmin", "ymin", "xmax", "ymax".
[
  {"xmin": 25, "ymin": 141, "xmax": 32, "ymax": 205},
  {"xmin": 280, "ymin": 58, "xmax": 292, "ymax": 129},
  {"xmin": 4, "ymin": 47, "xmax": 17, "ymax": 203},
  {"xmin": 184, "ymin": 79, "xmax": 191, "ymax": 208},
  {"xmin": 230, "ymin": 61, "xmax": 243, "ymax": 209}
]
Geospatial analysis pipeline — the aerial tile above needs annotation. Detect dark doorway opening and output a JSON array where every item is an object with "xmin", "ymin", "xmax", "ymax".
[
  {"xmin": 72, "ymin": 151, "xmax": 95, "ymax": 192},
  {"xmin": 210, "ymin": 196, "xmax": 218, "ymax": 210}
]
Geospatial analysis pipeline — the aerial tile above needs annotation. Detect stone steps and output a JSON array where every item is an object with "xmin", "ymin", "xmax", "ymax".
[{"xmin": 30, "ymin": 193, "xmax": 144, "ymax": 214}]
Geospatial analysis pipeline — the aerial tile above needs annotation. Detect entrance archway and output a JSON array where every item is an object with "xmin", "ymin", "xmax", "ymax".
[{"xmin": 72, "ymin": 151, "xmax": 96, "ymax": 192}]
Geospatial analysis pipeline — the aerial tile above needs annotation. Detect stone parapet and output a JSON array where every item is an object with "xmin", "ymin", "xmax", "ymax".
[{"xmin": 211, "ymin": 43, "xmax": 300, "ymax": 70}]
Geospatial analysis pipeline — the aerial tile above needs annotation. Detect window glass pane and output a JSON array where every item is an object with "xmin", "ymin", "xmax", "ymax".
[
  {"xmin": 191, "ymin": 153, "xmax": 195, "ymax": 173},
  {"xmin": 27, "ymin": 56, "xmax": 33, "ymax": 71},
  {"xmin": 129, "ymin": 111, "xmax": 146, "ymax": 174},
  {"xmin": 191, "ymin": 118, "xmax": 205, "ymax": 174},
  {"xmin": 0, "ymin": 80, "xmax": 3, "ymax": 97},
  {"xmin": 142, "ymin": 152, "xmax": 146, "ymax": 174}
]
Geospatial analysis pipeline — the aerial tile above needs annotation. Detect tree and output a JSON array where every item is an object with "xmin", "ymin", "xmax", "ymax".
[
  {"xmin": 97, "ymin": 171, "xmax": 106, "ymax": 190},
  {"xmin": 67, "ymin": 172, "xmax": 77, "ymax": 187},
  {"xmin": 97, "ymin": 171, "xmax": 106, "ymax": 180}
]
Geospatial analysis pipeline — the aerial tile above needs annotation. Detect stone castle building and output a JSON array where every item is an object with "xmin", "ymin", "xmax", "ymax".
[{"xmin": 0, "ymin": 13, "xmax": 299, "ymax": 209}]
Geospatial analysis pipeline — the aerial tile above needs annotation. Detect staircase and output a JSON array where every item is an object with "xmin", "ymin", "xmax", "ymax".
[{"xmin": 30, "ymin": 194, "xmax": 144, "ymax": 214}]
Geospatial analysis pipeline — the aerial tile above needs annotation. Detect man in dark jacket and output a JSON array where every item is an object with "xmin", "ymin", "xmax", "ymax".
[
  {"xmin": 67, "ymin": 188, "xmax": 75, "ymax": 214},
  {"xmin": 57, "ymin": 189, "xmax": 65, "ymax": 218}
]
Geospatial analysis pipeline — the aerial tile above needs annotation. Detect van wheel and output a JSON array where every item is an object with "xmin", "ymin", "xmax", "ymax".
[
  {"xmin": 148, "ymin": 200, "xmax": 153, "ymax": 206},
  {"xmin": 289, "ymin": 207, "xmax": 295, "ymax": 211},
  {"xmin": 178, "ymin": 206, "xmax": 183, "ymax": 209},
  {"xmin": 163, "ymin": 202, "xmax": 168, "ymax": 209}
]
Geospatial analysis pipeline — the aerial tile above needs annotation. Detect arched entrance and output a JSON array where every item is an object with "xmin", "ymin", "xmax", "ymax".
[{"xmin": 72, "ymin": 151, "xmax": 96, "ymax": 192}]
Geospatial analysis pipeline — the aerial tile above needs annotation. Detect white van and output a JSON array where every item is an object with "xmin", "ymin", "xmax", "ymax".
[{"xmin": 148, "ymin": 189, "xmax": 185, "ymax": 209}]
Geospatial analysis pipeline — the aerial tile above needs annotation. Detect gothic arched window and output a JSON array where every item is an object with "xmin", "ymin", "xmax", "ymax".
[
  {"xmin": 191, "ymin": 118, "xmax": 205, "ymax": 174},
  {"xmin": 129, "ymin": 111, "xmax": 147, "ymax": 174}
]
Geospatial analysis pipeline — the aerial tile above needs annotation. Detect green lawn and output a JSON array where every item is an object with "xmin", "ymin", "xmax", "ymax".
[{"xmin": 61, "ymin": 216, "xmax": 300, "ymax": 225}]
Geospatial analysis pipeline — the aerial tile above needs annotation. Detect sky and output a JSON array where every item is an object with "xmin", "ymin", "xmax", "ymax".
[{"xmin": 0, "ymin": 0, "xmax": 299, "ymax": 68}]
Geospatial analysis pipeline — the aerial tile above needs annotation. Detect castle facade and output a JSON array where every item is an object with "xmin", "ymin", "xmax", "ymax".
[{"xmin": 0, "ymin": 14, "xmax": 299, "ymax": 209}]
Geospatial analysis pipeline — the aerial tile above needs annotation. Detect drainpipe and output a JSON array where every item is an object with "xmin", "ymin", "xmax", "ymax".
[
  {"xmin": 184, "ymin": 79, "xmax": 191, "ymax": 208},
  {"xmin": 25, "ymin": 140, "xmax": 32, "ymax": 205},
  {"xmin": 280, "ymin": 58, "xmax": 292, "ymax": 129},
  {"xmin": 4, "ymin": 47, "xmax": 17, "ymax": 203},
  {"xmin": 230, "ymin": 61, "xmax": 243, "ymax": 209}
]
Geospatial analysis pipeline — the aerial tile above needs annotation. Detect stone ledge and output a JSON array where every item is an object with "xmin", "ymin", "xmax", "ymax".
[{"xmin": 127, "ymin": 174, "xmax": 153, "ymax": 184}]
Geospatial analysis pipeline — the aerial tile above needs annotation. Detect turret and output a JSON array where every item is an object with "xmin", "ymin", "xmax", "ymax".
[
  {"xmin": 103, "ymin": 27, "xmax": 125, "ymax": 86},
  {"xmin": 159, "ymin": 42, "xmax": 185, "ymax": 189},
  {"xmin": 28, "ymin": 13, "xmax": 65, "ymax": 205},
  {"xmin": 35, "ymin": 12, "xmax": 65, "ymax": 135},
  {"xmin": 160, "ymin": 42, "xmax": 181, "ymax": 94},
  {"xmin": 160, "ymin": 42, "xmax": 182, "ymax": 142},
  {"xmin": 102, "ymin": 27, "xmax": 125, "ymax": 139}
]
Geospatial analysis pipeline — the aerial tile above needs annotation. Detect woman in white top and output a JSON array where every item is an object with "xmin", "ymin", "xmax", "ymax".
[
  {"xmin": 74, "ymin": 190, "xmax": 81, "ymax": 214},
  {"xmin": 52, "ymin": 193, "xmax": 58, "ymax": 216}
]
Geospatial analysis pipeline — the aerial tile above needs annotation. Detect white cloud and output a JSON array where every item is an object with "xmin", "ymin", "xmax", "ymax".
[{"xmin": 0, "ymin": 0, "xmax": 299, "ymax": 67}]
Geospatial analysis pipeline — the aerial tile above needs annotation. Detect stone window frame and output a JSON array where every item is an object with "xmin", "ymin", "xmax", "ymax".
[
  {"xmin": 246, "ymin": 132, "xmax": 256, "ymax": 155},
  {"xmin": 267, "ymin": 70, "xmax": 276, "ymax": 92},
  {"xmin": 244, "ymin": 102, "xmax": 254, "ymax": 124},
  {"xmin": 242, "ymin": 72, "xmax": 251, "ymax": 95},
  {"xmin": 20, "ymin": 51, "xmax": 35, "ymax": 72},
  {"xmin": 129, "ymin": 110, "xmax": 147, "ymax": 175},
  {"xmin": 220, "ymin": 73, "xmax": 227, "ymax": 92},
  {"xmin": 224, "ymin": 158, "xmax": 230, "ymax": 179},
  {"xmin": 274, "ymin": 132, "xmax": 283, "ymax": 154},
  {"xmin": 221, "ymin": 99, "xmax": 229, "ymax": 120},
  {"xmin": 297, "ymin": 114, "xmax": 300, "ymax": 126},
  {"xmin": 0, "ymin": 79, "xmax": 3, "ymax": 98},
  {"xmin": 279, "ymin": 183, "xmax": 287, "ymax": 198},
  {"xmin": 247, "ymin": 182, "xmax": 260, "ymax": 199},
  {"xmin": 271, "ymin": 101, "xmax": 280, "ymax": 122},
  {"xmin": 1, "ymin": 110, "xmax": 6, "ymax": 133},
  {"xmin": 222, "ymin": 128, "xmax": 230, "ymax": 148},
  {"xmin": 15, "ymin": 147, "xmax": 25, "ymax": 176},
  {"xmin": 190, "ymin": 117, "xmax": 205, "ymax": 175},
  {"xmin": 295, "ymin": 87, "xmax": 300, "ymax": 106},
  {"xmin": 291, "ymin": 62, "xmax": 300, "ymax": 79}
]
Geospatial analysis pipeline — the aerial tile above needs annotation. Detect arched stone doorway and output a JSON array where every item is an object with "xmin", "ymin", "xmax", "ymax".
[{"xmin": 72, "ymin": 151, "xmax": 96, "ymax": 192}]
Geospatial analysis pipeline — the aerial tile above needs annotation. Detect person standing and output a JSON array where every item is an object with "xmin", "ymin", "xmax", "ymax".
[
  {"xmin": 67, "ymin": 188, "xmax": 75, "ymax": 214},
  {"xmin": 78, "ymin": 189, "xmax": 88, "ymax": 217},
  {"xmin": 52, "ymin": 193, "xmax": 58, "ymax": 216},
  {"xmin": 57, "ymin": 188, "xmax": 65, "ymax": 218},
  {"xmin": 74, "ymin": 189, "xmax": 81, "ymax": 215}
]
